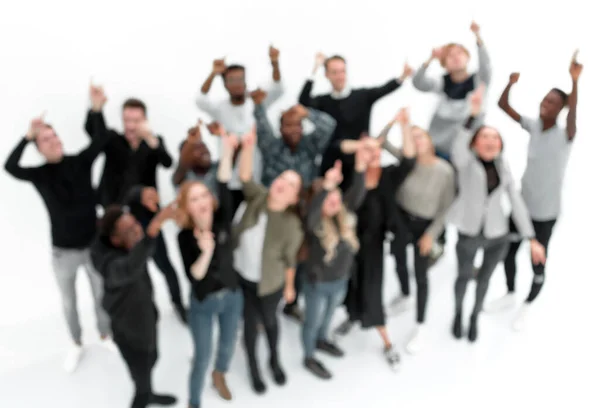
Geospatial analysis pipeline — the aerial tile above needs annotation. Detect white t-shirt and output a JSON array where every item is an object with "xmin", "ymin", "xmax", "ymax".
[
  {"xmin": 195, "ymin": 81, "xmax": 284, "ymax": 190},
  {"xmin": 233, "ymin": 206, "xmax": 268, "ymax": 283},
  {"xmin": 520, "ymin": 116, "xmax": 573, "ymax": 221}
]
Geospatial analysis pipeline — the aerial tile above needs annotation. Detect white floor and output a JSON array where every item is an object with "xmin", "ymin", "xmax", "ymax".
[{"xmin": 1, "ymin": 221, "xmax": 599, "ymax": 408}]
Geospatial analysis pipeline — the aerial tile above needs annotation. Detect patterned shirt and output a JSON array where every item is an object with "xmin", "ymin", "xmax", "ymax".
[{"xmin": 254, "ymin": 104, "xmax": 336, "ymax": 187}]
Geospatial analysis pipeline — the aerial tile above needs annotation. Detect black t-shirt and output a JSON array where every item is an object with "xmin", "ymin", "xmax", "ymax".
[{"xmin": 177, "ymin": 181, "xmax": 238, "ymax": 302}]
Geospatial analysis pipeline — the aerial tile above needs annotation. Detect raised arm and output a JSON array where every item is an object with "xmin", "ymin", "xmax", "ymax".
[
  {"xmin": 452, "ymin": 87, "xmax": 485, "ymax": 168},
  {"xmin": 376, "ymin": 121, "xmax": 401, "ymax": 158},
  {"xmin": 412, "ymin": 50, "xmax": 444, "ymax": 93},
  {"xmin": 497, "ymin": 73, "xmax": 522, "ymax": 123},
  {"xmin": 424, "ymin": 169, "xmax": 456, "ymax": 240},
  {"xmin": 366, "ymin": 63, "xmax": 412, "ymax": 104},
  {"xmin": 299, "ymin": 106, "xmax": 336, "ymax": 155},
  {"xmin": 342, "ymin": 147, "xmax": 370, "ymax": 211},
  {"xmin": 195, "ymin": 59, "xmax": 225, "ymax": 117},
  {"xmin": 471, "ymin": 22, "xmax": 491, "ymax": 85},
  {"xmin": 567, "ymin": 50, "xmax": 582, "ymax": 141},
  {"xmin": 215, "ymin": 133, "xmax": 237, "ymax": 221},
  {"xmin": 263, "ymin": 46, "xmax": 284, "ymax": 107},
  {"xmin": 251, "ymin": 91, "xmax": 277, "ymax": 153},
  {"xmin": 4, "ymin": 117, "xmax": 45, "ymax": 182},
  {"xmin": 78, "ymin": 91, "xmax": 110, "ymax": 164},
  {"xmin": 298, "ymin": 53, "xmax": 326, "ymax": 108},
  {"xmin": 238, "ymin": 125, "xmax": 267, "ymax": 201}
]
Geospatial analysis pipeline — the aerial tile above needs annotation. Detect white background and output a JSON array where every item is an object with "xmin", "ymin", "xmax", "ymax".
[{"xmin": 0, "ymin": 0, "xmax": 598, "ymax": 407}]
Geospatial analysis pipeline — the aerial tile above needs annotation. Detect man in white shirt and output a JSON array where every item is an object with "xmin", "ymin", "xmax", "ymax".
[{"xmin": 195, "ymin": 46, "xmax": 284, "ymax": 212}]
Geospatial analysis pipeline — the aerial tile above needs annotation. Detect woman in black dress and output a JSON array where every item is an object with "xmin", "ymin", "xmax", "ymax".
[{"xmin": 332, "ymin": 123, "xmax": 417, "ymax": 370}]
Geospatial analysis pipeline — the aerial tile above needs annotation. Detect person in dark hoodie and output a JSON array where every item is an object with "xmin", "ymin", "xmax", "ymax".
[
  {"xmin": 91, "ymin": 186, "xmax": 178, "ymax": 408},
  {"xmin": 84, "ymin": 85, "xmax": 186, "ymax": 323}
]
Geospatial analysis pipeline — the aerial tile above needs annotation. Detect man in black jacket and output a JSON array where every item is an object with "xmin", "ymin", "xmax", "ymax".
[
  {"xmin": 84, "ymin": 85, "xmax": 187, "ymax": 323},
  {"xmin": 91, "ymin": 186, "xmax": 177, "ymax": 408}
]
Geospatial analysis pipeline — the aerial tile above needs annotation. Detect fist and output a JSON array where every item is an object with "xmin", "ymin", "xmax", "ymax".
[
  {"xmin": 509, "ymin": 72, "xmax": 520, "ymax": 84},
  {"xmin": 159, "ymin": 202, "xmax": 178, "ymax": 221},
  {"xmin": 470, "ymin": 85, "xmax": 485, "ymax": 115},
  {"xmin": 402, "ymin": 63, "xmax": 414, "ymax": 79},
  {"xmin": 324, "ymin": 160, "xmax": 343, "ymax": 186},
  {"xmin": 195, "ymin": 230, "xmax": 216, "ymax": 253},
  {"xmin": 212, "ymin": 58, "xmax": 226, "ymax": 75},
  {"xmin": 207, "ymin": 121, "xmax": 226, "ymax": 137},
  {"xmin": 27, "ymin": 115, "xmax": 45, "ymax": 140},
  {"xmin": 89, "ymin": 84, "xmax": 107, "ymax": 110},
  {"xmin": 431, "ymin": 47, "xmax": 444, "ymax": 60},
  {"xmin": 315, "ymin": 52, "xmax": 326, "ymax": 66},
  {"xmin": 289, "ymin": 104, "xmax": 309, "ymax": 119},
  {"xmin": 137, "ymin": 120, "xmax": 153, "ymax": 139},
  {"xmin": 250, "ymin": 89, "xmax": 267, "ymax": 105},
  {"xmin": 269, "ymin": 45, "xmax": 280, "ymax": 63},
  {"xmin": 470, "ymin": 21, "xmax": 480, "ymax": 34},
  {"xmin": 569, "ymin": 49, "xmax": 583, "ymax": 80},
  {"xmin": 141, "ymin": 187, "xmax": 159, "ymax": 212},
  {"xmin": 241, "ymin": 125, "xmax": 257, "ymax": 148}
]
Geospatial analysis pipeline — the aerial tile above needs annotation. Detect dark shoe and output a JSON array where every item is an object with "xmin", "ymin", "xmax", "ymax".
[
  {"xmin": 249, "ymin": 367, "xmax": 266, "ymax": 394},
  {"xmin": 316, "ymin": 340, "xmax": 344, "ymax": 357},
  {"xmin": 148, "ymin": 393, "xmax": 177, "ymax": 406},
  {"xmin": 304, "ymin": 357, "xmax": 332, "ymax": 379},
  {"xmin": 269, "ymin": 360, "xmax": 286, "ymax": 385},
  {"xmin": 212, "ymin": 370, "xmax": 232, "ymax": 400},
  {"xmin": 283, "ymin": 304, "xmax": 304, "ymax": 323},
  {"xmin": 174, "ymin": 303, "xmax": 188, "ymax": 324},
  {"xmin": 468, "ymin": 315, "xmax": 478, "ymax": 342},
  {"xmin": 452, "ymin": 313, "xmax": 463, "ymax": 339}
]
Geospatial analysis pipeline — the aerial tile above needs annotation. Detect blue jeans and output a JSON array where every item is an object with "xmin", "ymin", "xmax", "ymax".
[
  {"xmin": 188, "ymin": 288, "xmax": 243, "ymax": 407},
  {"xmin": 302, "ymin": 278, "xmax": 348, "ymax": 359}
]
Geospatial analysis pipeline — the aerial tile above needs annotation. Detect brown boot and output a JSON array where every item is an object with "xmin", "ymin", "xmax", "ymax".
[{"xmin": 212, "ymin": 370, "xmax": 232, "ymax": 401}]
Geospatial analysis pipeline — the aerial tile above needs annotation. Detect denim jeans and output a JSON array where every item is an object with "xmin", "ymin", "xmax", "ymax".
[
  {"xmin": 188, "ymin": 288, "xmax": 243, "ymax": 407},
  {"xmin": 302, "ymin": 277, "xmax": 348, "ymax": 358}
]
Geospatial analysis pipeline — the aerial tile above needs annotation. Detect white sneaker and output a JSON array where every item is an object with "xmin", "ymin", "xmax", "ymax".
[
  {"xmin": 388, "ymin": 295, "xmax": 413, "ymax": 316},
  {"xmin": 384, "ymin": 345, "xmax": 401, "ymax": 371},
  {"xmin": 405, "ymin": 325, "xmax": 425, "ymax": 355},
  {"xmin": 101, "ymin": 337, "xmax": 118, "ymax": 353},
  {"xmin": 484, "ymin": 293, "xmax": 517, "ymax": 313},
  {"xmin": 512, "ymin": 303, "xmax": 530, "ymax": 332},
  {"xmin": 63, "ymin": 345, "xmax": 84, "ymax": 373}
]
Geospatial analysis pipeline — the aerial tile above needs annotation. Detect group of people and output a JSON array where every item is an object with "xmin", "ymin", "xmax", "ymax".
[{"xmin": 5, "ymin": 21, "xmax": 583, "ymax": 408}]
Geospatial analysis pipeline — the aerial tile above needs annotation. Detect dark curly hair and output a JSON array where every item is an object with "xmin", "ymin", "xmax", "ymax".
[{"xmin": 98, "ymin": 205, "xmax": 124, "ymax": 244}]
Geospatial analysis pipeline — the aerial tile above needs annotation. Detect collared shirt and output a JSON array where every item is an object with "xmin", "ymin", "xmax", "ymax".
[{"xmin": 253, "ymin": 104, "xmax": 336, "ymax": 187}]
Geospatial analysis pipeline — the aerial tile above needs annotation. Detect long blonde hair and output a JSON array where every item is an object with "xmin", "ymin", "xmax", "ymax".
[{"xmin": 315, "ymin": 189, "xmax": 360, "ymax": 264}]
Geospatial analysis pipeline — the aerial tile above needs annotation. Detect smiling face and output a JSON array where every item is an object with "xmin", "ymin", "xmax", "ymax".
[
  {"xmin": 189, "ymin": 142, "xmax": 212, "ymax": 171},
  {"xmin": 540, "ymin": 89, "xmax": 566, "ymax": 121},
  {"xmin": 280, "ymin": 111, "xmax": 303, "ymax": 148},
  {"xmin": 472, "ymin": 126, "xmax": 503, "ymax": 161},
  {"xmin": 322, "ymin": 189, "xmax": 343, "ymax": 217},
  {"xmin": 412, "ymin": 126, "xmax": 435, "ymax": 156},
  {"xmin": 223, "ymin": 67, "xmax": 246, "ymax": 99},
  {"xmin": 35, "ymin": 126, "xmax": 64, "ymax": 162},
  {"xmin": 185, "ymin": 183, "xmax": 214, "ymax": 220},
  {"xmin": 269, "ymin": 170, "xmax": 302, "ymax": 207},
  {"xmin": 442, "ymin": 44, "xmax": 470, "ymax": 74},
  {"xmin": 122, "ymin": 106, "xmax": 145, "ymax": 142},
  {"xmin": 325, "ymin": 57, "xmax": 347, "ymax": 92}
]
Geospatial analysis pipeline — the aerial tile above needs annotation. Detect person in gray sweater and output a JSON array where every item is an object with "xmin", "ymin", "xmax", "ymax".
[
  {"xmin": 377, "ymin": 108, "xmax": 456, "ymax": 354},
  {"xmin": 449, "ymin": 87, "xmax": 546, "ymax": 343},
  {"xmin": 412, "ymin": 21, "xmax": 491, "ymax": 258}
]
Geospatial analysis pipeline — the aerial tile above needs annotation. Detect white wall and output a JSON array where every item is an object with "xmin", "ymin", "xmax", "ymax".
[{"xmin": 0, "ymin": 0, "xmax": 597, "ymax": 326}]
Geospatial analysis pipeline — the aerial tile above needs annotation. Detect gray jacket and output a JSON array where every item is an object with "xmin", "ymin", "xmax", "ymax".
[{"xmin": 449, "ymin": 127, "xmax": 534, "ymax": 239}]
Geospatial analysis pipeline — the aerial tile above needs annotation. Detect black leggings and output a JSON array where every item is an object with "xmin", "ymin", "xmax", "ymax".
[
  {"xmin": 152, "ymin": 231, "xmax": 183, "ymax": 305},
  {"xmin": 115, "ymin": 339, "xmax": 157, "ymax": 408},
  {"xmin": 391, "ymin": 209, "xmax": 432, "ymax": 323},
  {"xmin": 239, "ymin": 276, "xmax": 283, "ymax": 373},
  {"xmin": 230, "ymin": 189, "xmax": 245, "ymax": 221},
  {"xmin": 504, "ymin": 216, "xmax": 556, "ymax": 303}
]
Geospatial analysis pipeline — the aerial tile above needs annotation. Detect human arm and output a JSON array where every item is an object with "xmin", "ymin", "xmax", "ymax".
[
  {"xmin": 412, "ymin": 50, "xmax": 444, "ymax": 93},
  {"xmin": 238, "ymin": 125, "xmax": 267, "ymax": 201},
  {"xmin": 497, "ymin": 73, "xmax": 522, "ymax": 123},
  {"xmin": 195, "ymin": 59, "xmax": 225, "ymax": 117},
  {"xmin": 215, "ymin": 134, "xmax": 237, "ymax": 221},
  {"xmin": 4, "ymin": 116, "xmax": 46, "ymax": 181},
  {"xmin": 98, "ymin": 236, "xmax": 157, "ymax": 289},
  {"xmin": 471, "ymin": 21, "xmax": 491, "ymax": 85},
  {"xmin": 283, "ymin": 218, "xmax": 304, "ymax": 303},
  {"xmin": 251, "ymin": 92, "xmax": 278, "ymax": 153},
  {"xmin": 178, "ymin": 229, "xmax": 215, "ymax": 281},
  {"xmin": 367, "ymin": 63, "xmax": 413, "ymax": 103},
  {"xmin": 424, "ymin": 169, "xmax": 456, "ymax": 240},
  {"xmin": 567, "ymin": 50, "xmax": 582, "ymax": 141},
  {"xmin": 298, "ymin": 53, "xmax": 326, "ymax": 108},
  {"xmin": 298, "ymin": 106, "xmax": 337, "ymax": 155},
  {"xmin": 261, "ymin": 46, "xmax": 284, "ymax": 107},
  {"xmin": 79, "ymin": 83, "xmax": 110, "ymax": 163},
  {"xmin": 376, "ymin": 121, "xmax": 401, "ymax": 158},
  {"xmin": 451, "ymin": 86, "xmax": 485, "ymax": 168},
  {"xmin": 137, "ymin": 120, "xmax": 172, "ymax": 168}
]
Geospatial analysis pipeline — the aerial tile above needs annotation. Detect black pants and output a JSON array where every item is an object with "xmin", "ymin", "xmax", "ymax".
[
  {"xmin": 391, "ymin": 210, "xmax": 432, "ymax": 323},
  {"xmin": 239, "ymin": 276, "xmax": 283, "ymax": 373},
  {"xmin": 230, "ymin": 189, "xmax": 245, "ymax": 221},
  {"xmin": 152, "ymin": 231, "xmax": 183, "ymax": 306},
  {"xmin": 115, "ymin": 339, "xmax": 157, "ymax": 408},
  {"xmin": 504, "ymin": 216, "xmax": 556, "ymax": 303},
  {"xmin": 433, "ymin": 150, "xmax": 458, "ymax": 246}
]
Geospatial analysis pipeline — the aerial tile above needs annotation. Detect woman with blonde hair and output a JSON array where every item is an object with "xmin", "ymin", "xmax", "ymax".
[
  {"xmin": 378, "ymin": 109, "xmax": 456, "ymax": 354},
  {"xmin": 301, "ymin": 144, "xmax": 370, "ymax": 380},
  {"xmin": 176, "ymin": 131, "xmax": 241, "ymax": 408}
]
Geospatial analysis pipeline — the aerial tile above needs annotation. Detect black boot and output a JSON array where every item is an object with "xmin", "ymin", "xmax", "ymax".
[
  {"xmin": 468, "ymin": 314, "xmax": 478, "ymax": 342},
  {"xmin": 452, "ymin": 312, "xmax": 463, "ymax": 339},
  {"xmin": 304, "ymin": 357, "xmax": 332, "ymax": 379},
  {"xmin": 248, "ymin": 360, "xmax": 266, "ymax": 394},
  {"xmin": 149, "ymin": 393, "xmax": 177, "ymax": 406},
  {"xmin": 269, "ymin": 357, "xmax": 286, "ymax": 385}
]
